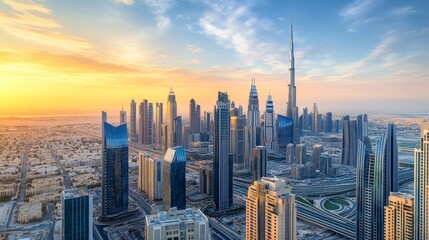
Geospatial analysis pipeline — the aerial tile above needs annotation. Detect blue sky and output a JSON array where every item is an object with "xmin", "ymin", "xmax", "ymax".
[{"xmin": 0, "ymin": 0, "xmax": 428, "ymax": 115}]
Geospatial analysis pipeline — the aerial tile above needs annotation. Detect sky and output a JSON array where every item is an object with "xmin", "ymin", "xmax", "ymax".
[{"xmin": 0, "ymin": 0, "xmax": 428, "ymax": 117}]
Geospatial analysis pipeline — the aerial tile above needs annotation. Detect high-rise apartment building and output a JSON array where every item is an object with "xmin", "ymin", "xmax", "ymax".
[
  {"xmin": 414, "ymin": 123, "xmax": 429, "ymax": 240},
  {"xmin": 62, "ymin": 188, "xmax": 93, "ymax": 240},
  {"xmin": 295, "ymin": 144, "xmax": 306, "ymax": 165},
  {"xmin": 246, "ymin": 177, "xmax": 296, "ymax": 240},
  {"xmin": 165, "ymin": 89, "xmax": 177, "ymax": 150},
  {"xmin": 145, "ymin": 208, "xmax": 210, "ymax": 240},
  {"xmin": 101, "ymin": 111, "xmax": 128, "ymax": 219},
  {"xmin": 312, "ymin": 103, "xmax": 319, "ymax": 133},
  {"xmin": 172, "ymin": 116, "xmax": 182, "ymax": 147},
  {"xmin": 138, "ymin": 153, "xmax": 163, "ymax": 201},
  {"xmin": 245, "ymin": 79, "xmax": 261, "ymax": 173},
  {"xmin": 199, "ymin": 167, "xmax": 213, "ymax": 195},
  {"xmin": 264, "ymin": 94, "xmax": 275, "ymax": 152},
  {"xmin": 138, "ymin": 100, "xmax": 153, "ymax": 145},
  {"xmin": 286, "ymin": 143, "xmax": 295, "ymax": 163},
  {"xmin": 163, "ymin": 146, "xmax": 186, "ymax": 210},
  {"xmin": 230, "ymin": 115, "xmax": 246, "ymax": 165},
  {"xmin": 384, "ymin": 192, "xmax": 414, "ymax": 240},
  {"xmin": 155, "ymin": 103, "xmax": 163, "ymax": 147},
  {"xmin": 120, "ymin": 107, "xmax": 126, "ymax": 125},
  {"xmin": 252, "ymin": 146, "xmax": 267, "ymax": 182},
  {"xmin": 129, "ymin": 98, "xmax": 138, "ymax": 142},
  {"xmin": 213, "ymin": 91, "xmax": 233, "ymax": 211},
  {"xmin": 312, "ymin": 144, "xmax": 323, "ymax": 169}
]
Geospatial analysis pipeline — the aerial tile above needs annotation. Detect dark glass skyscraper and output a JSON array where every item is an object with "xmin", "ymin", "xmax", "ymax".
[
  {"xmin": 252, "ymin": 146, "xmax": 267, "ymax": 182},
  {"xmin": 342, "ymin": 116, "xmax": 358, "ymax": 166},
  {"xmin": 325, "ymin": 112, "xmax": 333, "ymax": 133},
  {"xmin": 62, "ymin": 188, "xmax": 93, "ymax": 240},
  {"xmin": 163, "ymin": 146, "xmax": 186, "ymax": 210},
  {"xmin": 101, "ymin": 111, "xmax": 128, "ymax": 219},
  {"xmin": 356, "ymin": 124, "xmax": 398, "ymax": 240},
  {"xmin": 214, "ymin": 91, "xmax": 233, "ymax": 211},
  {"xmin": 277, "ymin": 114, "xmax": 293, "ymax": 154}
]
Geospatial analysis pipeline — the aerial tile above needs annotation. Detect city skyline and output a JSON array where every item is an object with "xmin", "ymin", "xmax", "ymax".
[{"xmin": 1, "ymin": 0, "xmax": 429, "ymax": 116}]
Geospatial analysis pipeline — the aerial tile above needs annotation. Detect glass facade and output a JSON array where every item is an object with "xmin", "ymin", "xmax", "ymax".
[
  {"xmin": 102, "ymin": 121, "xmax": 129, "ymax": 218},
  {"xmin": 163, "ymin": 146, "xmax": 186, "ymax": 210},
  {"xmin": 62, "ymin": 188, "xmax": 93, "ymax": 240},
  {"xmin": 277, "ymin": 114, "xmax": 293, "ymax": 148}
]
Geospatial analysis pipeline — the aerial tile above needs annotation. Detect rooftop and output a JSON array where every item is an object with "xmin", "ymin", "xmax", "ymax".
[
  {"xmin": 146, "ymin": 208, "xmax": 207, "ymax": 226},
  {"xmin": 62, "ymin": 188, "xmax": 90, "ymax": 200}
]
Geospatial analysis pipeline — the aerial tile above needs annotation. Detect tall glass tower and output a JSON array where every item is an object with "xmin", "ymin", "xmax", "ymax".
[
  {"xmin": 414, "ymin": 123, "xmax": 429, "ymax": 240},
  {"xmin": 245, "ymin": 79, "xmax": 261, "ymax": 173},
  {"xmin": 129, "ymin": 98, "xmax": 138, "ymax": 142},
  {"xmin": 62, "ymin": 188, "xmax": 93, "ymax": 240},
  {"xmin": 166, "ymin": 89, "xmax": 177, "ymax": 150},
  {"xmin": 213, "ymin": 91, "xmax": 233, "ymax": 211},
  {"xmin": 264, "ymin": 93, "xmax": 275, "ymax": 152},
  {"xmin": 101, "ymin": 111, "xmax": 128, "ymax": 219},
  {"xmin": 163, "ymin": 146, "xmax": 186, "ymax": 210},
  {"xmin": 356, "ymin": 124, "xmax": 398, "ymax": 240}
]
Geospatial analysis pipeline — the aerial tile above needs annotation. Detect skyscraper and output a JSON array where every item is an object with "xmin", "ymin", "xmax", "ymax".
[
  {"xmin": 155, "ymin": 103, "xmax": 163, "ymax": 147},
  {"xmin": 62, "ymin": 188, "xmax": 93, "ymax": 240},
  {"xmin": 325, "ymin": 112, "xmax": 333, "ymax": 133},
  {"xmin": 166, "ymin": 88, "xmax": 177, "ymax": 150},
  {"xmin": 245, "ymin": 79, "xmax": 261, "ymax": 172},
  {"xmin": 302, "ymin": 107, "xmax": 308, "ymax": 130},
  {"xmin": 129, "ymin": 98, "xmax": 138, "ymax": 142},
  {"xmin": 138, "ymin": 153, "xmax": 163, "ymax": 201},
  {"xmin": 246, "ymin": 177, "xmax": 296, "ymax": 240},
  {"xmin": 356, "ymin": 137, "xmax": 375, "ymax": 240},
  {"xmin": 286, "ymin": 25, "xmax": 300, "ymax": 144},
  {"xmin": 138, "ymin": 100, "xmax": 153, "ymax": 145},
  {"xmin": 312, "ymin": 144, "xmax": 323, "ymax": 169},
  {"xmin": 230, "ymin": 115, "xmax": 246, "ymax": 165},
  {"xmin": 120, "ymin": 107, "xmax": 126, "ymax": 125},
  {"xmin": 172, "ymin": 116, "xmax": 182, "ymax": 147},
  {"xmin": 264, "ymin": 93, "xmax": 275, "ymax": 152},
  {"xmin": 312, "ymin": 103, "xmax": 319, "ymax": 133},
  {"xmin": 213, "ymin": 91, "xmax": 233, "ymax": 211},
  {"xmin": 189, "ymin": 99, "xmax": 198, "ymax": 134},
  {"xmin": 101, "ymin": 111, "xmax": 128, "ymax": 219},
  {"xmin": 163, "ymin": 146, "xmax": 186, "ymax": 210},
  {"xmin": 356, "ymin": 124, "xmax": 398, "ymax": 240},
  {"xmin": 199, "ymin": 167, "xmax": 213, "ymax": 195},
  {"xmin": 286, "ymin": 143, "xmax": 295, "ymax": 163},
  {"xmin": 252, "ymin": 146, "xmax": 267, "ymax": 182},
  {"xmin": 295, "ymin": 144, "xmax": 306, "ymax": 165},
  {"xmin": 342, "ymin": 116, "xmax": 358, "ymax": 166},
  {"xmin": 203, "ymin": 111, "xmax": 211, "ymax": 133},
  {"xmin": 414, "ymin": 123, "xmax": 429, "ymax": 240},
  {"xmin": 384, "ymin": 192, "xmax": 414, "ymax": 240},
  {"xmin": 276, "ymin": 114, "xmax": 294, "ymax": 154}
]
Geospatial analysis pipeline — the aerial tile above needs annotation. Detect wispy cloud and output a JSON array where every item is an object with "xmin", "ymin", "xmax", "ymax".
[
  {"xmin": 114, "ymin": 0, "xmax": 134, "ymax": 5},
  {"xmin": 340, "ymin": 0, "xmax": 376, "ymax": 19},
  {"xmin": 143, "ymin": 0, "xmax": 174, "ymax": 30},
  {"xmin": 198, "ymin": 0, "xmax": 288, "ymax": 71},
  {"xmin": 187, "ymin": 44, "xmax": 203, "ymax": 53},
  {"xmin": 0, "ymin": 0, "xmax": 91, "ymax": 52}
]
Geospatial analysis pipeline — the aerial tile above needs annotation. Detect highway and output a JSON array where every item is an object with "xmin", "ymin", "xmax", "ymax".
[
  {"xmin": 48, "ymin": 144, "xmax": 73, "ymax": 189},
  {"xmin": 18, "ymin": 145, "xmax": 29, "ymax": 202}
]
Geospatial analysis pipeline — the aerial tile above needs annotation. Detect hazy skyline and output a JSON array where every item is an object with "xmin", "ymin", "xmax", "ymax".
[{"xmin": 1, "ymin": 0, "xmax": 428, "ymax": 116}]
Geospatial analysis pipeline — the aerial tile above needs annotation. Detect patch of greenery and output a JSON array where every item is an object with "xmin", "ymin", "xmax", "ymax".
[{"xmin": 324, "ymin": 200, "xmax": 340, "ymax": 210}]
